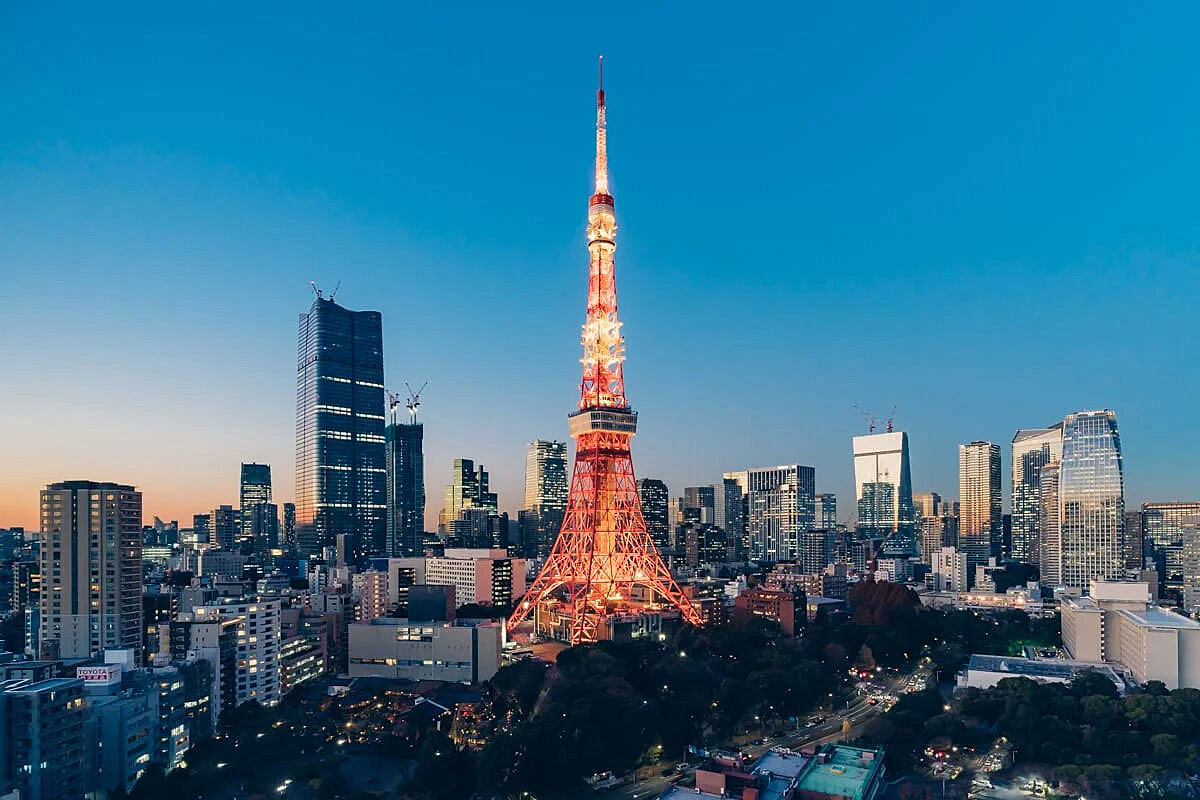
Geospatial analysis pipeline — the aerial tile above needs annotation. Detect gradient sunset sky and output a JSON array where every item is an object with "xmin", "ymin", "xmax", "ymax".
[{"xmin": 3, "ymin": 2, "xmax": 1198, "ymax": 530}]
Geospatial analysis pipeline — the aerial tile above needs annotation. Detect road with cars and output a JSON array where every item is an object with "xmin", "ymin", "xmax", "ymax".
[{"xmin": 608, "ymin": 661, "xmax": 934, "ymax": 800}]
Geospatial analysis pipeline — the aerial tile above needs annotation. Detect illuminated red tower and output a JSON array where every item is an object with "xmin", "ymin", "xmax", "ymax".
[{"xmin": 507, "ymin": 60, "xmax": 703, "ymax": 644}]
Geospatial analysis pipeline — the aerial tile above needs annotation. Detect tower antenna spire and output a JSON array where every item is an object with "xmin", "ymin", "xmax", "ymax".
[{"xmin": 594, "ymin": 55, "xmax": 608, "ymax": 196}]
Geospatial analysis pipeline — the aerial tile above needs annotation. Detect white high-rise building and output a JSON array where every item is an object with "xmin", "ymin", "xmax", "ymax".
[
  {"xmin": 852, "ymin": 432, "xmax": 915, "ymax": 554},
  {"xmin": 193, "ymin": 600, "xmax": 282, "ymax": 707}
]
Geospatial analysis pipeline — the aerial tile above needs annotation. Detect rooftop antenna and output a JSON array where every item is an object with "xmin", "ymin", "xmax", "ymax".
[{"xmin": 405, "ymin": 381, "xmax": 428, "ymax": 423}]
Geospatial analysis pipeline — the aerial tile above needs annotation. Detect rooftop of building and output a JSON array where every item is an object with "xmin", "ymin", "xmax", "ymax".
[
  {"xmin": 45, "ymin": 480, "xmax": 136, "ymax": 491},
  {"xmin": 752, "ymin": 748, "xmax": 811, "ymax": 800},
  {"xmin": 2, "ymin": 677, "xmax": 83, "ymax": 694},
  {"xmin": 794, "ymin": 745, "xmax": 884, "ymax": 800},
  {"xmin": 1117, "ymin": 608, "xmax": 1200, "ymax": 629},
  {"xmin": 658, "ymin": 788, "xmax": 722, "ymax": 800},
  {"xmin": 966, "ymin": 654, "xmax": 1122, "ymax": 681}
]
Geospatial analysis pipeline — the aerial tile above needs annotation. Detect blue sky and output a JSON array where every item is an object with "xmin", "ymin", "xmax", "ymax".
[{"xmin": 2, "ymin": 2, "xmax": 1197, "ymax": 528}]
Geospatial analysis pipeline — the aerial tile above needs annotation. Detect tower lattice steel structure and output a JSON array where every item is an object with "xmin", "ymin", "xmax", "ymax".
[{"xmin": 507, "ymin": 61, "xmax": 703, "ymax": 644}]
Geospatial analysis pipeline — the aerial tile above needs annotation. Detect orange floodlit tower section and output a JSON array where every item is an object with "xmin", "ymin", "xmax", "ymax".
[{"xmin": 507, "ymin": 60, "xmax": 703, "ymax": 644}]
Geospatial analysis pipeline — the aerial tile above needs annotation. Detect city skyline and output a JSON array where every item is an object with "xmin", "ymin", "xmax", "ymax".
[{"xmin": 5, "ymin": 4, "xmax": 1200, "ymax": 528}]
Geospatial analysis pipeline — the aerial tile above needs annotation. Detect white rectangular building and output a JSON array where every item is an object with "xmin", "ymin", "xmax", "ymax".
[{"xmin": 348, "ymin": 617, "xmax": 502, "ymax": 683}]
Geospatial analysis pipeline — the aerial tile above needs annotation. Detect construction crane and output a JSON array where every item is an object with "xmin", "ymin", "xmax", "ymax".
[
  {"xmin": 852, "ymin": 403, "xmax": 898, "ymax": 434},
  {"xmin": 404, "ymin": 382, "xmax": 428, "ymax": 423},
  {"xmin": 852, "ymin": 403, "xmax": 877, "ymax": 433},
  {"xmin": 309, "ymin": 280, "xmax": 341, "ymax": 301}
]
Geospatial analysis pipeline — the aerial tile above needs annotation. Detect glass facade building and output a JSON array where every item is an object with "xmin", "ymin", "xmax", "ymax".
[
  {"xmin": 637, "ymin": 478, "xmax": 671, "ymax": 552},
  {"xmin": 747, "ymin": 464, "xmax": 816, "ymax": 562},
  {"xmin": 852, "ymin": 432, "xmax": 915, "ymax": 554},
  {"xmin": 1011, "ymin": 424, "xmax": 1063, "ymax": 566},
  {"xmin": 1058, "ymin": 410, "xmax": 1125, "ymax": 590},
  {"xmin": 1143, "ymin": 501, "xmax": 1200, "ymax": 603},
  {"xmin": 959, "ymin": 441, "xmax": 1002, "ymax": 581},
  {"xmin": 522, "ymin": 440, "xmax": 568, "ymax": 558},
  {"xmin": 295, "ymin": 297, "xmax": 386, "ymax": 559},
  {"xmin": 385, "ymin": 420, "xmax": 425, "ymax": 557},
  {"xmin": 239, "ymin": 462, "xmax": 273, "ymax": 549}
]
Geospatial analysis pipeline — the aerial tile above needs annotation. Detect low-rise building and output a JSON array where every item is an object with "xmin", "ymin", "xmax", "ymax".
[
  {"xmin": 793, "ymin": 744, "xmax": 885, "ymax": 800},
  {"xmin": 734, "ymin": 588, "xmax": 804, "ymax": 635},
  {"xmin": 348, "ymin": 618, "xmax": 502, "ymax": 683},
  {"xmin": 956, "ymin": 653, "xmax": 1125, "ymax": 692}
]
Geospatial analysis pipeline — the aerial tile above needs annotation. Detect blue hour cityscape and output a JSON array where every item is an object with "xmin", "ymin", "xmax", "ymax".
[{"xmin": 3, "ymin": 4, "xmax": 1200, "ymax": 800}]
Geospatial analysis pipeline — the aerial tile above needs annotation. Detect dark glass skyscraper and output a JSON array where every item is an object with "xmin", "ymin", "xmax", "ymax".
[
  {"xmin": 386, "ymin": 419, "xmax": 425, "ymax": 557},
  {"xmin": 637, "ymin": 478, "xmax": 670, "ymax": 551},
  {"xmin": 295, "ymin": 296, "xmax": 386, "ymax": 559}
]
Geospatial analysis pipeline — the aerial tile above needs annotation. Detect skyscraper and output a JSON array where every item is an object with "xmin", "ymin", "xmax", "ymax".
[
  {"xmin": 1038, "ymin": 462, "xmax": 1062, "ymax": 585},
  {"xmin": 714, "ymin": 478, "xmax": 745, "ymax": 544},
  {"xmin": 1058, "ymin": 410, "xmax": 1125, "ymax": 590},
  {"xmin": 912, "ymin": 492, "xmax": 940, "ymax": 520},
  {"xmin": 282, "ymin": 502, "xmax": 296, "ymax": 555},
  {"xmin": 959, "ymin": 441, "xmax": 1002, "ymax": 582},
  {"xmin": 1011, "ymin": 424, "xmax": 1063, "ymax": 566},
  {"xmin": 239, "ymin": 463, "xmax": 272, "ymax": 544},
  {"xmin": 1143, "ymin": 502, "xmax": 1200, "ymax": 600},
  {"xmin": 682, "ymin": 486, "xmax": 715, "ymax": 524},
  {"xmin": 38, "ymin": 481, "xmax": 143, "ymax": 661},
  {"xmin": 385, "ymin": 415, "xmax": 425, "ymax": 557},
  {"xmin": 523, "ymin": 440, "xmax": 568, "ymax": 558},
  {"xmin": 637, "ymin": 478, "xmax": 671, "ymax": 551},
  {"xmin": 211, "ymin": 505, "xmax": 238, "ymax": 552},
  {"xmin": 722, "ymin": 470, "xmax": 750, "ymax": 555},
  {"xmin": 852, "ymin": 432, "xmax": 915, "ymax": 554},
  {"xmin": 439, "ymin": 458, "xmax": 497, "ymax": 540},
  {"xmin": 815, "ymin": 493, "xmax": 837, "ymax": 529},
  {"xmin": 295, "ymin": 295, "xmax": 387, "ymax": 560},
  {"xmin": 747, "ymin": 465, "xmax": 816, "ymax": 562}
]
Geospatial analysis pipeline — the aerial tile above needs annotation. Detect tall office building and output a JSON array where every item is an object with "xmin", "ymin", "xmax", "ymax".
[
  {"xmin": 1011, "ymin": 425, "xmax": 1063, "ymax": 566},
  {"xmin": 245, "ymin": 503, "xmax": 279, "ymax": 554},
  {"xmin": 210, "ymin": 505, "xmax": 238, "ymax": 552},
  {"xmin": 682, "ymin": 486, "xmax": 715, "ymax": 524},
  {"xmin": 959, "ymin": 442, "xmax": 1002, "ymax": 582},
  {"xmin": 815, "ymin": 493, "xmax": 837, "ymax": 529},
  {"xmin": 38, "ymin": 481, "xmax": 143, "ymax": 661},
  {"xmin": 913, "ymin": 492, "xmax": 940, "ymax": 520},
  {"xmin": 1124, "ymin": 509, "xmax": 1145, "ymax": 571},
  {"xmin": 439, "ymin": 458, "xmax": 497, "ymax": 538},
  {"xmin": 239, "ymin": 463, "xmax": 272, "ymax": 545},
  {"xmin": 852, "ymin": 432, "xmax": 915, "ymax": 554},
  {"xmin": 722, "ymin": 470, "xmax": 751, "ymax": 555},
  {"xmin": 1038, "ymin": 462, "xmax": 1062, "ymax": 585},
  {"xmin": 295, "ymin": 295, "xmax": 387, "ymax": 560},
  {"xmin": 747, "ymin": 465, "xmax": 816, "ymax": 562},
  {"xmin": 523, "ymin": 441, "xmax": 568, "ymax": 558},
  {"xmin": 714, "ymin": 478, "xmax": 745, "ymax": 541},
  {"xmin": 192, "ymin": 513, "xmax": 211, "ymax": 547},
  {"xmin": 1058, "ymin": 410, "xmax": 1125, "ymax": 590},
  {"xmin": 637, "ymin": 478, "xmax": 671, "ymax": 551},
  {"xmin": 1143, "ymin": 502, "xmax": 1200, "ymax": 600},
  {"xmin": 282, "ymin": 502, "xmax": 296, "ymax": 555},
  {"xmin": 385, "ymin": 417, "xmax": 425, "ymax": 557}
]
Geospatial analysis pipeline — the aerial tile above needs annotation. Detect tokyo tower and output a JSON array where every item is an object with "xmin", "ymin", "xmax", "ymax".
[{"xmin": 506, "ymin": 60, "xmax": 704, "ymax": 644}]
